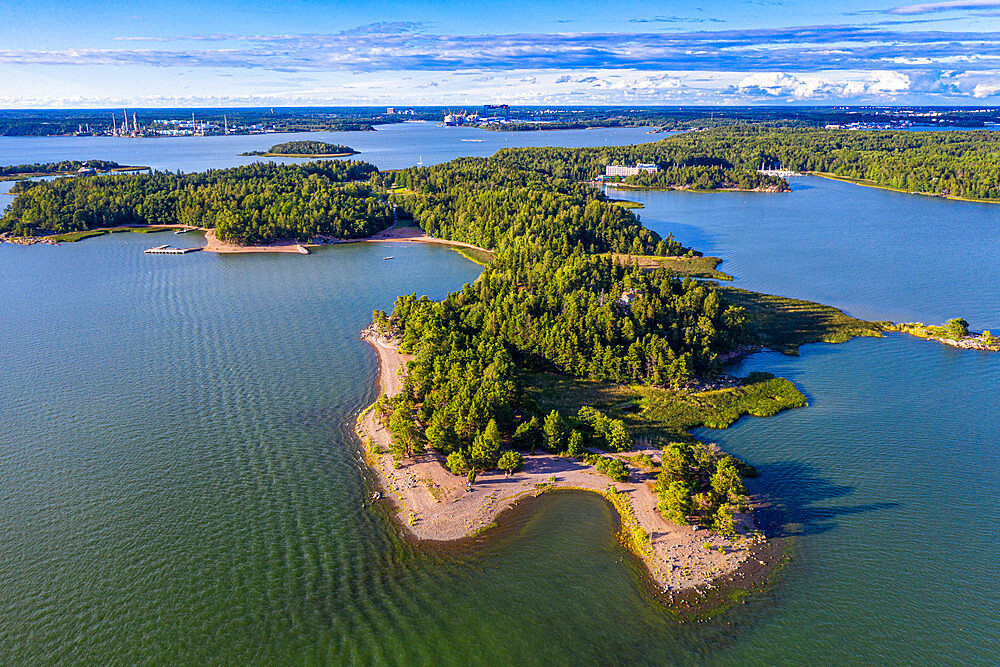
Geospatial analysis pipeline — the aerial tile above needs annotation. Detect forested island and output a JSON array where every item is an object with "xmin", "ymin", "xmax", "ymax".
[
  {"xmin": 241, "ymin": 141, "xmax": 358, "ymax": 157},
  {"xmin": 0, "ymin": 160, "xmax": 146, "ymax": 181},
  {"xmin": 351, "ymin": 153, "xmax": 888, "ymax": 601},
  {"xmin": 1, "ymin": 161, "xmax": 389, "ymax": 244}
]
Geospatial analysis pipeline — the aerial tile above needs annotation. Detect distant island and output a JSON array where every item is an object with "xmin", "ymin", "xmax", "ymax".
[
  {"xmin": 0, "ymin": 160, "xmax": 147, "ymax": 181},
  {"xmin": 241, "ymin": 141, "xmax": 359, "ymax": 158}
]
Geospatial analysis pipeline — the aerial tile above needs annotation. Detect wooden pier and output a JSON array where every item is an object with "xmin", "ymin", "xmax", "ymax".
[{"xmin": 144, "ymin": 244, "xmax": 201, "ymax": 254}]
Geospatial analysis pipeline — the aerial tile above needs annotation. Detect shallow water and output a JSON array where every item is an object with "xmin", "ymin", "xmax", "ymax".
[{"xmin": 1, "ymin": 129, "xmax": 998, "ymax": 664}]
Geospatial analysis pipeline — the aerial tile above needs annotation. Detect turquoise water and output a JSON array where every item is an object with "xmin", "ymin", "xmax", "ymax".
[{"xmin": 1, "ymin": 130, "xmax": 999, "ymax": 664}]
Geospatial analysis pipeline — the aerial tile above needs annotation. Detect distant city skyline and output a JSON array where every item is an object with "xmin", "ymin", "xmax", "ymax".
[{"xmin": 4, "ymin": 0, "xmax": 1000, "ymax": 107}]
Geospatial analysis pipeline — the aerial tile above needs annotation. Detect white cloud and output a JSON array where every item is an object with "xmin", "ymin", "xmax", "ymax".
[
  {"xmin": 722, "ymin": 71, "xmax": 911, "ymax": 100},
  {"xmin": 973, "ymin": 81, "xmax": 1000, "ymax": 96},
  {"xmin": 885, "ymin": 1, "xmax": 1000, "ymax": 15}
]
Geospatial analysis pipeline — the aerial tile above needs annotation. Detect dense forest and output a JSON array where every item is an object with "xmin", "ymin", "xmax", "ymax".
[
  {"xmin": 0, "ymin": 161, "xmax": 389, "ymax": 243},
  {"xmin": 661, "ymin": 127, "xmax": 1000, "ymax": 199},
  {"xmin": 489, "ymin": 144, "xmax": 787, "ymax": 190},
  {"xmin": 368, "ymin": 157, "xmax": 753, "ymax": 479},
  {"xmin": 494, "ymin": 127, "xmax": 1000, "ymax": 200},
  {"xmin": 379, "ymin": 158, "xmax": 688, "ymax": 255},
  {"xmin": 242, "ymin": 141, "xmax": 357, "ymax": 156},
  {"xmin": 621, "ymin": 166, "xmax": 788, "ymax": 192},
  {"xmin": 0, "ymin": 160, "xmax": 125, "ymax": 177},
  {"xmin": 372, "ymin": 241, "xmax": 749, "ymax": 474}
]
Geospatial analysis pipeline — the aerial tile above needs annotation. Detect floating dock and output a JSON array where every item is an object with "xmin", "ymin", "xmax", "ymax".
[{"xmin": 144, "ymin": 244, "xmax": 201, "ymax": 254}]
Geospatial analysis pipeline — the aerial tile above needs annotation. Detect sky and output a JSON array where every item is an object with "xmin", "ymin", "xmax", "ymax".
[{"xmin": 3, "ymin": 0, "xmax": 1000, "ymax": 107}]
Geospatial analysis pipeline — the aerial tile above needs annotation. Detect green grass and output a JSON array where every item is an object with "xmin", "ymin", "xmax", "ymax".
[
  {"xmin": 49, "ymin": 230, "xmax": 108, "ymax": 242},
  {"xmin": 523, "ymin": 372, "xmax": 637, "ymax": 415},
  {"xmin": 634, "ymin": 374, "xmax": 807, "ymax": 437},
  {"xmin": 48, "ymin": 226, "xmax": 174, "ymax": 243},
  {"xmin": 128, "ymin": 226, "xmax": 172, "ymax": 234},
  {"xmin": 608, "ymin": 199, "xmax": 644, "ymax": 209},
  {"xmin": 451, "ymin": 246, "xmax": 497, "ymax": 266},
  {"xmin": 607, "ymin": 253, "xmax": 733, "ymax": 280},
  {"xmin": 718, "ymin": 287, "xmax": 887, "ymax": 354},
  {"xmin": 523, "ymin": 370, "xmax": 806, "ymax": 445}
]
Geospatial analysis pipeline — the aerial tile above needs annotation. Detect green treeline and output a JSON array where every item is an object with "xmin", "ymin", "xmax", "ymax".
[
  {"xmin": 377, "ymin": 158, "xmax": 687, "ymax": 255},
  {"xmin": 622, "ymin": 166, "xmax": 788, "ymax": 191},
  {"xmin": 495, "ymin": 127, "xmax": 1000, "ymax": 199},
  {"xmin": 0, "ymin": 160, "xmax": 123, "ymax": 177},
  {"xmin": 661, "ymin": 127, "xmax": 1000, "ymax": 199},
  {"xmin": 242, "ymin": 141, "xmax": 357, "ymax": 156},
  {"xmin": 489, "ymin": 143, "xmax": 784, "ymax": 188},
  {"xmin": 0, "ymin": 161, "xmax": 390, "ymax": 244}
]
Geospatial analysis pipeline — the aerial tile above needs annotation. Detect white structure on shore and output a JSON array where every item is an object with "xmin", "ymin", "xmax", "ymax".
[{"xmin": 604, "ymin": 163, "xmax": 658, "ymax": 177}]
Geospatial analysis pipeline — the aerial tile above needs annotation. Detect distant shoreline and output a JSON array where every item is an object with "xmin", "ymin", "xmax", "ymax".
[
  {"xmin": 808, "ymin": 172, "xmax": 1000, "ymax": 204},
  {"xmin": 0, "ymin": 165, "xmax": 149, "ymax": 181},
  {"xmin": 605, "ymin": 183, "xmax": 789, "ymax": 194}
]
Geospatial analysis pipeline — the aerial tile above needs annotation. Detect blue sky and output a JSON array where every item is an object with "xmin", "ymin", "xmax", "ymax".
[{"xmin": 3, "ymin": 0, "xmax": 1000, "ymax": 107}]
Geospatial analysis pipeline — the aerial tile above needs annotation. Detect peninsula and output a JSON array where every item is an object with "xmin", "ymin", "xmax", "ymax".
[
  {"xmin": 3, "ymin": 137, "xmax": 994, "ymax": 610},
  {"xmin": 891, "ymin": 319, "xmax": 1000, "ymax": 352}
]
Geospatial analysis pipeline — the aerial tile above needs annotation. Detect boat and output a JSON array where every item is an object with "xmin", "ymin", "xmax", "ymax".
[
  {"xmin": 382, "ymin": 256, "xmax": 394, "ymax": 260},
  {"xmin": 461, "ymin": 139, "xmax": 484, "ymax": 142},
  {"xmin": 174, "ymin": 227, "xmax": 191, "ymax": 234}
]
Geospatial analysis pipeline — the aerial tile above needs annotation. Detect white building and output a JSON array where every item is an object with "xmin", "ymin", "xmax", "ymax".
[{"xmin": 604, "ymin": 163, "xmax": 659, "ymax": 177}]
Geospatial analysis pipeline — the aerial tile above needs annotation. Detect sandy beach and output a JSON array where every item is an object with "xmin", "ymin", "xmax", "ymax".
[
  {"xmin": 357, "ymin": 330, "xmax": 773, "ymax": 597},
  {"xmin": 202, "ymin": 228, "xmax": 310, "ymax": 254}
]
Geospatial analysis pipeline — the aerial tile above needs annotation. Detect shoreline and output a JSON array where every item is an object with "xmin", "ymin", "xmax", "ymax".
[
  {"xmin": 809, "ymin": 172, "xmax": 1000, "ymax": 204},
  {"xmin": 0, "ymin": 165, "xmax": 149, "ymax": 181},
  {"xmin": 240, "ymin": 152, "xmax": 359, "ymax": 158},
  {"xmin": 604, "ymin": 183, "xmax": 789, "ymax": 194},
  {"xmin": 356, "ymin": 329, "xmax": 777, "ymax": 610},
  {"xmin": 0, "ymin": 220, "xmax": 495, "ymax": 257}
]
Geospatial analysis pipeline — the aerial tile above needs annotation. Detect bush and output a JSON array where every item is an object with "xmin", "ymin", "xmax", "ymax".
[
  {"xmin": 587, "ymin": 454, "xmax": 629, "ymax": 482},
  {"xmin": 543, "ymin": 410, "xmax": 565, "ymax": 452},
  {"xmin": 498, "ymin": 450, "xmax": 524, "ymax": 475},
  {"xmin": 446, "ymin": 450, "xmax": 470, "ymax": 475},
  {"xmin": 657, "ymin": 480, "xmax": 692, "ymax": 525}
]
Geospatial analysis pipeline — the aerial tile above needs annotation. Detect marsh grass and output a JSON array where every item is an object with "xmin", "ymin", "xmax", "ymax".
[{"xmin": 717, "ymin": 287, "xmax": 887, "ymax": 354}]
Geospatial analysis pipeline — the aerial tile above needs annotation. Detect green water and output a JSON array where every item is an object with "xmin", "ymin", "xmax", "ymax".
[{"xmin": 2, "ymin": 139, "xmax": 999, "ymax": 663}]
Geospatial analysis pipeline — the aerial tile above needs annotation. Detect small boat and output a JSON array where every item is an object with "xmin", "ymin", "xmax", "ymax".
[
  {"xmin": 174, "ymin": 227, "xmax": 191, "ymax": 234},
  {"xmin": 461, "ymin": 139, "xmax": 484, "ymax": 142},
  {"xmin": 382, "ymin": 256, "xmax": 394, "ymax": 260}
]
